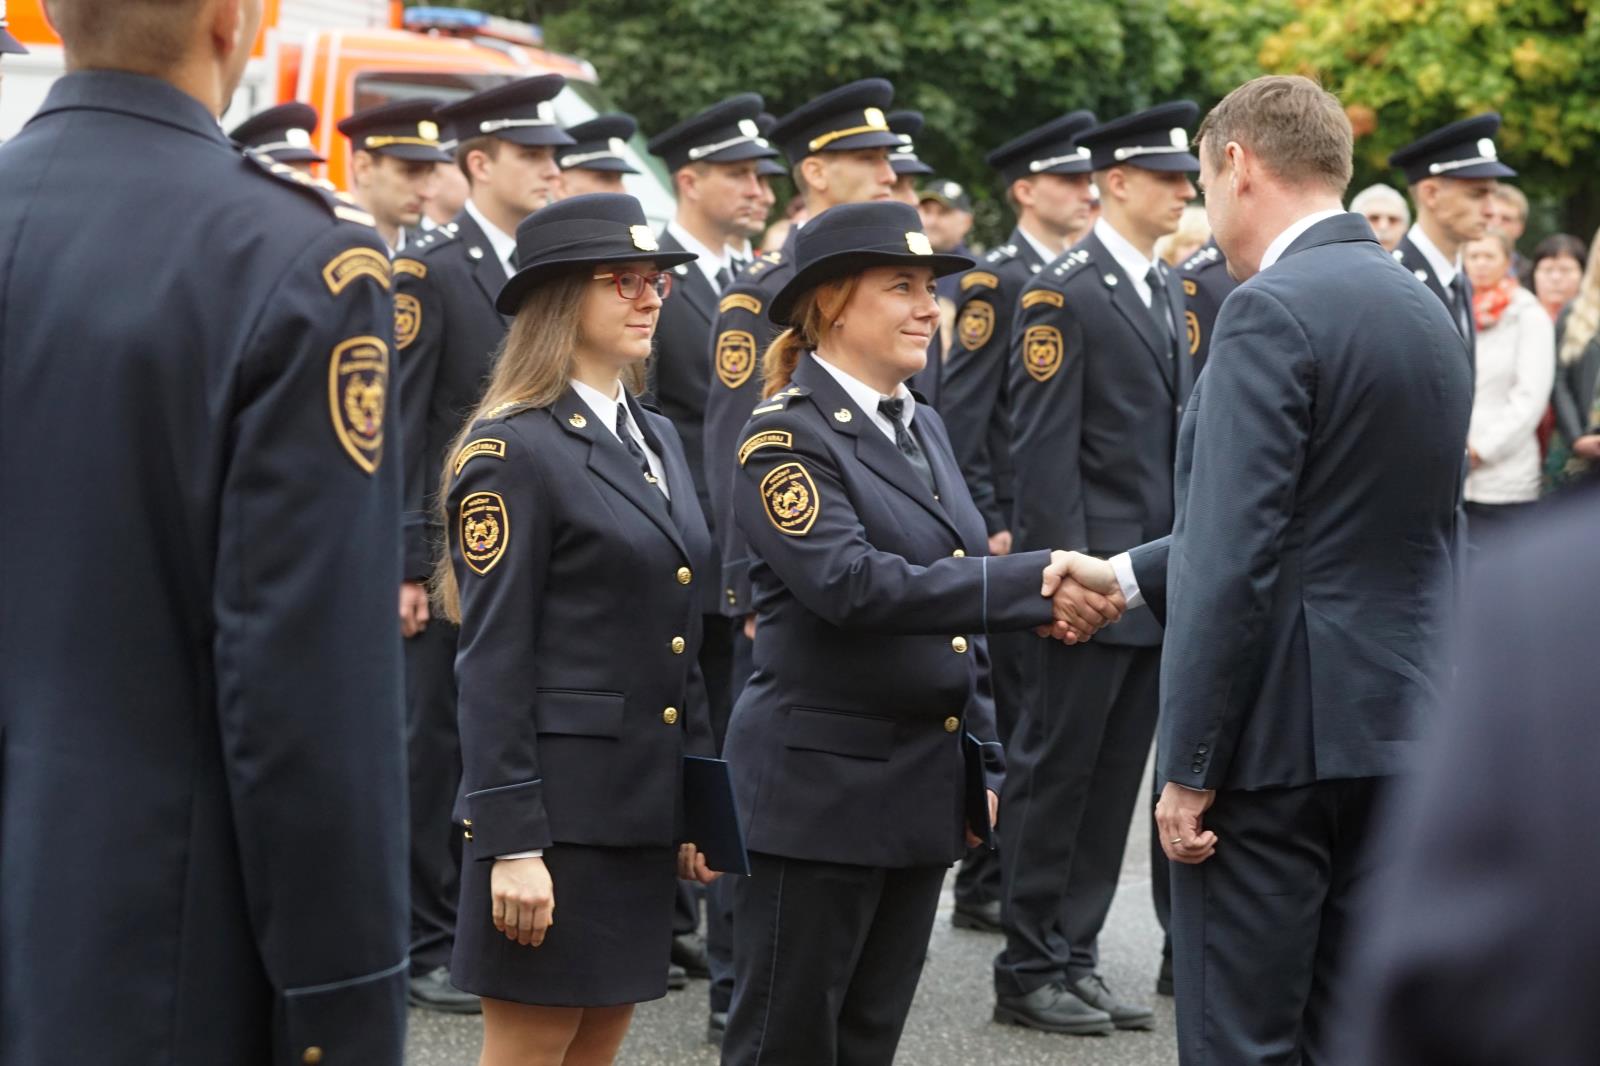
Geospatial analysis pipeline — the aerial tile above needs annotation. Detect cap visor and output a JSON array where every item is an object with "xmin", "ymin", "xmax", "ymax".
[
  {"xmin": 1129, "ymin": 152, "xmax": 1201, "ymax": 173},
  {"xmin": 496, "ymin": 249, "xmax": 698, "ymax": 315},
  {"xmin": 770, "ymin": 249, "xmax": 975, "ymax": 324},
  {"xmin": 756, "ymin": 160, "xmax": 788, "ymax": 177},
  {"xmin": 493, "ymin": 127, "xmax": 578, "ymax": 149},
  {"xmin": 379, "ymin": 144, "xmax": 454, "ymax": 164},
  {"xmin": 1447, "ymin": 161, "xmax": 1519, "ymax": 180},
  {"xmin": 0, "ymin": 31, "xmax": 26, "ymax": 54},
  {"xmin": 270, "ymin": 148, "xmax": 328, "ymax": 164},
  {"xmin": 891, "ymin": 159, "xmax": 936, "ymax": 176},
  {"xmin": 700, "ymin": 141, "xmax": 783, "ymax": 165},
  {"xmin": 563, "ymin": 158, "xmax": 640, "ymax": 174}
]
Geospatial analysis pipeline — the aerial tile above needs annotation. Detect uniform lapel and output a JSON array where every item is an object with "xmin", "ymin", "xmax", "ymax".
[
  {"xmin": 631, "ymin": 396, "xmax": 707, "ymax": 550},
  {"xmin": 1012, "ymin": 228, "xmax": 1046, "ymax": 274},
  {"xmin": 660, "ymin": 231, "xmax": 717, "ymax": 326},
  {"xmin": 1396, "ymin": 236, "xmax": 1450, "ymax": 308},
  {"xmin": 554, "ymin": 390, "xmax": 686, "ymax": 555},
  {"xmin": 452, "ymin": 211, "xmax": 513, "ymax": 322},
  {"xmin": 1086, "ymin": 234, "xmax": 1176, "ymax": 397}
]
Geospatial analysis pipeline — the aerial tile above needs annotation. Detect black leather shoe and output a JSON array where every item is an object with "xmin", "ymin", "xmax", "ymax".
[
  {"xmin": 952, "ymin": 899, "xmax": 1003, "ymax": 933},
  {"xmin": 408, "ymin": 967, "xmax": 482, "ymax": 1014},
  {"xmin": 706, "ymin": 1011, "xmax": 728, "ymax": 1046},
  {"xmin": 1071, "ymin": 973, "xmax": 1155, "ymax": 1030},
  {"xmin": 1156, "ymin": 954, "xmax": 1174, "ymax": 997},
  {"xmin": 667, "ymin": 962, "xmax": 688, "ymax": 990},
  {"xmin": 993, "ymin": 983, "xmax": 1114, "ymax": 1035},
  {"xmin": 671, "ymin": 933, "xmax": 711, "ymax": 979}
]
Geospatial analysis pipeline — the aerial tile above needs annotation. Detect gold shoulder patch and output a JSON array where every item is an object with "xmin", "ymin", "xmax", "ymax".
[
  {"xmin": 1186, "ymin": 310, "xmax": 1201, "ymax": 356},
  {"xmin": 460, "ymin": 491, "xmax": 508, "ymax": 575},
  {"xmin": 961, "ymin": 271, "xmax": 1000, "ymax": 291},
  {"xmin": 328, "ymin": 336, "xmax": 389, "ymax": 473},
  {"xmin": 1182, "ymin": 278, "xmax": 1197, "ymax": 297},
  {"xmin": 1021, "ymin": 290, "xmax": 1065, "ymax": 310},
  {"xmin": 394, "ymin": 293, "xmax": 422, "ymax": 350},
  {"xmin": 959, "ymin": 299, "xmax": 995, "ymax": 351},
  {"xmin": 334, "ymin": 204, "xmax": 376, "ymax": 227},
  {"xmin": 720, "ymin": 293, "xmax": 763, "ymax": 316},
  {"xmin": 322, "ymin": 248, "xmax": 391, "ymax": 295},
  {"xmin": 454, "ymin": 438, "xmax": 508, "ymax": 476},
  {"xmin": 394, "ymin": 258, "xmax": 428, "ymax": 279},
  {"xmin": 716, "ymin": 330, "xmax": 757, "ymax": 389},
  {"xmin": 760, "ymin": 461, "xmax": 819, "ymax": 536},
  {"xmin": 738, "ymin": 430, "xmax": 793, "ymax": 466},
  {"xmin": 1022, "ymin": 325, "xmax": 1064, "ymax": 383}
]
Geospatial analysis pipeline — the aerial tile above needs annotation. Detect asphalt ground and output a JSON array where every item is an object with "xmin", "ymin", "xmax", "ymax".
[{"xmin": 406, "ymin": 793, "xmax": 1178, "ymax": 1066}]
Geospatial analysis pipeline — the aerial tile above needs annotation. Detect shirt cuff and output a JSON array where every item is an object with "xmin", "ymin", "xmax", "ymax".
[
  {"xmin": 1109, "ymin": 552, "xmax": 1144, "ymax": 610},
  {"xmin": 496, "ymin": 850, "xmax": 544, "ymax": 860}
]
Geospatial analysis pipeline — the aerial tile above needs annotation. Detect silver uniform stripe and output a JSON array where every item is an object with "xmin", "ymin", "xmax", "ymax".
[
  {"xmin": 559, "ymin": 148, "xmax": 625, "ymax": 168},
  {"xmin": 1029, "ymin": 148, "xmax": 1090, "ymax": 172},
  {"xmin": 687, "ymin": 133, "xmax": 757, "ymax": 161},
  {"xmin": 1428, "ymin": 154, "xmax": 1498, "ymax": 176},
  {"xmin": 479, "ymin": 117, "xmax": 556, "ymax": 133},
  {"xmin": 1112, "ymin": 144, "xmax": 1189, "ymax": 162}
]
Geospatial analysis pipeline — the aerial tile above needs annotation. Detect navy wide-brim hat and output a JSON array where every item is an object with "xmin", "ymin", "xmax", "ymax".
[
  {"xmin": 496, "ymin": 193, "xmax": 698, "ymax": 314},
  {"xmin": 769, "ymin": 201, "xmax": 974, "ymax": 324}
]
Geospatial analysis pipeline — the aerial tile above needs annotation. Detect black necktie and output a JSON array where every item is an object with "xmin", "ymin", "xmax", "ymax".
[
  {"xmin": 615, "ymin": 405, "xmax": 662, "ymax": 496},
  {"xmin": 877, "ymin": 398, "xmax": 936, "ymax": 495},
  {"xmin": 1146, "ymin": 266, "xmax": 1177, "ymax": 358},
  {"xmin": 1449, "ymin": 276, "xmax": 1472, "ymax": 339},
  {"xmin": 715, "ymin": 264, "xmax": 734, "ymax": 292}
]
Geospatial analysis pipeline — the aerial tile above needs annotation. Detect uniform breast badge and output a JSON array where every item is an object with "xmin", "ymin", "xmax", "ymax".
[
  {"xmin": 759, "ymin": 461, "xmax": 819, "ymax": 536},
  {"xmin": 394, "ymin": 293, "xmax": 422, "ymax": 350},
  {"xmin": 716, "ymin": 330, "xmax": 757, "ymax": 389},
  {"xmin": 1023, "ymin": 325, "xmax": 1064, "ymax": 383},
  {"xmin": 958, "ymin": 300, "xmax": 994, "ymax": 351},
  {"xmin": 460, "ymin": 491, "xmax": 508, "ymax": 575}
]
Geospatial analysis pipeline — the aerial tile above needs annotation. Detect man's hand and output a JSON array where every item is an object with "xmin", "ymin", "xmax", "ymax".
[
  {"xmin": 399, "ymin": 580, "xmax": 430, "ymax": 638},
  {"xmin": 1155, "ymin": 781, "xmax": 1218, "ymax": 864},
  {"xmin": 742, "ymin": 614, "xmax": 756, "ymax": 641},
  {"xmin": 1573, "ymin": 434, "xmax": 1600, "ymax": 461},
  {"xmin": 987, "ymin": 529, "xmax": 1013, "ymax": 557},
  {"xmin": 966, "ymin": 789, "xmax": 1000, "ymax": 847},
  {"xmin": 678, "ymin": 843, "xmax": 721, "ymax": 885},
  {"xmin": 1039, "ymin": 551, "xmax": 1126, "ymax": 643}
]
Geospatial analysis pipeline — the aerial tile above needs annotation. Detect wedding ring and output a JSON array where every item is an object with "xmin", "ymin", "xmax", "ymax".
[{"xmin": 1169, "ymin": 838, "xmax": 1183, "ymax": 846}]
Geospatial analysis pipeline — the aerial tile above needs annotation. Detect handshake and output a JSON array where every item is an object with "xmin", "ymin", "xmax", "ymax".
[{"xmin": 1037, "ymin": 551, "xmax": 1126, "ymax": 645}]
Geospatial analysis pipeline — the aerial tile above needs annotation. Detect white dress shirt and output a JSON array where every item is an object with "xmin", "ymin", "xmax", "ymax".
[
  {"xmin": 667, "ymin": 220, "xmax": 732, "ymax": 290},
  {"xmin": 1015, "ymin": 224, "xmax": 1061, "ymax": 269},
  {"xmin": 1094, "ymin": 217, "xmax": 1158, "ymax": 308},
  {"xmin": 571, "ymin": 377, "xmax": 670, "ymax": 499},
  {"xmin": 809, "ymin": 352, "xmax": 915, "ymax": 445},
  {"xmin": 465, "ymin": 198, "xmax": 518, "ymax": 278}
]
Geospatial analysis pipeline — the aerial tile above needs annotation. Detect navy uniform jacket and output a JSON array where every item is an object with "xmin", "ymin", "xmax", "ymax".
[
  {"xmin": 1177, "ymin": 238, "xmax": 1238, "ymax": 374},
  {"xmin": 939, "ymin": 231, "xmax": 1049, "ymax": 534},
  {"xmin": 1393, "ymin": 234, "xmax": 1475, "ymax": 369},
  {"xmin": 394, "ymin": 211, "xmax": 511, "ymax": 581},
  {"xmin": 723, "ymin": 356, "xmax": 1057, "ymax": 869},
  {"xmin": 446, "ymin": 393, "xmax": 715, "ymax": 859},
  {"xmin": 1127, "ymin": 214, "xmax": 1471, "ymax": 790},
  {"xmin": 1008, "ymin": 231, "xmax": 1195, "ymax": 647},
  {"xmin": 1347, "ymin": 489, "xmax": 1600, "ymax": 1065},
  {"xmin": 703, "ymin": 228, "xmax": 797, "ymax": 617},
  {"xmin": 647, "ymin": 229, "xmax": 723, "ymax": 614},
  {"xmin": 0, "ymin": 73, "xmax": 407, "ymax": 1065}
]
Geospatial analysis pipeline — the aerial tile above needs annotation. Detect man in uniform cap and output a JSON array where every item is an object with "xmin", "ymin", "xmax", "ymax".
[
  {"xmin": 994, "ymin": 101, "xmax": 1200, "ymax": 1036},
  {"xmin": 230, "ymin": 101, "xmax": 325, "ymax": 173},
  {"xmin": 0, "ymin": 0, "xmax": 407, "ymax": 1060},
  {"xmin": 918, "ymin": 180, "xmax": 975, "ymax": 285},
  {"xmin": 1388, "ymin": 113, "xmax": 1517, "ymax": 354},
  {"xmin": 703, "ymin": 77, "xmax": 901, "ymax": 691},
  {"xmin": 887, "ymin": 109, "xmax": 935, "ymax": 204},
  {"xmin": 556, "ymin": 112, "xmax": 640, "ymax": 197},
  {"xmin": 337, "ymin": 99, "xmax": 452, "ymax": 254},
  {"xmin": 644, "ymin": 89, "xmax": 782, "ymax": 1041},
  {"xmin": 743, "ymin": 112, "xmax": 786, "ymax": 249},
  {"xmin": 389, "ymin": 73, "xmax": 573, "ymax": 1015}
]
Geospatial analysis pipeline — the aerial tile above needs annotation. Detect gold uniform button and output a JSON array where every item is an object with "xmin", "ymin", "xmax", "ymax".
[
  {"xmin": 952, "ymin": 549, "xmax": 965, "ymax": 558},
  {"xmin": 670, "ymin": 636, "xmax": 686, "ymax": 654},
  {"xmin": 662, "ymin": 707, "xmax": 679, "ymax": 725},
  {"xmin": 951, "ymin": 636, "xmax": 969, "ymax": 653},
  {"xmin": 944, "ymin": 717, "xmax": 960, "ymax": 733},
  {"xmin": 677, "ymin": 567, "xmax": 693, "ymax": 585},
  {"xmin": 303, "ymin": 1048, "xmax": 323, "ymax": 1065},
  {"xmin": 463, "ymin": 830, "xmax": 473, "ymax": 841},
  {"xmin": 462, "ymin": 819, "xmax": 472, "ymax": 827}
]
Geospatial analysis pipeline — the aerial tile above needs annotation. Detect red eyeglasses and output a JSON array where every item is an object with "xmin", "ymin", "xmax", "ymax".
[{"xmin": 592, "ymin": 271, "xmax": 673, "ymax": 300}]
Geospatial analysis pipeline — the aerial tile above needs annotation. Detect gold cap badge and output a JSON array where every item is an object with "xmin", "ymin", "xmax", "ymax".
[
  {"xmin": 418, "ymin": 120, "xmax": 439, "ymax": 143},
  {"xmin": 631, "ymin": 225, "xmax": 659, "ymax": 252},
  {"xmin": 286, "ymin": 128, "xmax": 312, "ymax": 148},
  {"xmin": 864, "ymin": 107, "xmax": 888, "ymax": 130},
  {"xmin": 906, "ymin": 232, "xmax": 933, "ymax": 256},
  {"xmin": 1169, "ymin": 127, "xmax": 1188, "ymax": 148}
]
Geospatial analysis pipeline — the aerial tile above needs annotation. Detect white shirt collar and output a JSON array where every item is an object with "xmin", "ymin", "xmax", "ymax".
[
  {"xmin": 809, "ymin": 352, "xmax": 915, "ymax": 443},
  {"xmin": 465, "ymin": 198, "xmax": 518, "ymax": 277},
  {"xmin": 1259, "ymin": 208, "xmax": 1348, "ymax": 273},
  {"xmin": 1015, "ymin": 224, "xmax": 1059, "ymax": 266},
  {"xmin": 729, "ymin": 239, "xmax": 756, "ymax": 262},
  {"xmin": 1094, "ymin": 217, "xmax": 1160, "ymax": 306},
  {"xmin": 1407, "ymin": 223, "xmax": 1459, "ymax": 287},
  {"xmin": 667, "ymin": 220, "xmax": 731, "ymax": 288}
]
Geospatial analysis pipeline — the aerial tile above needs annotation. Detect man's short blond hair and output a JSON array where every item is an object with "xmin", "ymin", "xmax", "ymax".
[
  {"xmin": 46, "ymin": 0, "xmax": 207, "ymax": 74},
  {"xmin": 1196, "ymin": 75, "xmax": 1354, "ymax": 195}
]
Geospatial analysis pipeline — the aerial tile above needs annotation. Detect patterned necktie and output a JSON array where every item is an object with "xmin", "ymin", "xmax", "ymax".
[
  {"xmin": 1146, "ymin": 266, "xmax": 1177, "ymax": 358},
  {"xmin": 877, "ymin": 398, "xmax": 936, "ymax": 495},
  {"xmin": 615, "ymin": 405, "xmax": 662, "ymax": 495}
]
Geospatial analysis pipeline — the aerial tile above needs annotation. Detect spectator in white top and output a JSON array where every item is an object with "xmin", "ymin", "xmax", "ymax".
[{"xmin": 1463, "ymin": 231, "xmax": 1555, "ymax": 546}]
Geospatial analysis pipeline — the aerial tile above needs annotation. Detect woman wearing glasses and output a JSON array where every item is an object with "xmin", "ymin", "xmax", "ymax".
[{"xmin": 435, "ymin": 193, "xmax": 722, "ymax": 1065}]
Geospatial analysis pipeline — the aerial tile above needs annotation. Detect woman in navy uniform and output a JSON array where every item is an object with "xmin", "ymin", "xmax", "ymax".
[
  {"xmin": 719, "ymin": 201, "xmax": 1115, "ymax": 1065},
  {"xmin": 435, "ymin": 193, "xmax": 723, "ymax": 1064}
]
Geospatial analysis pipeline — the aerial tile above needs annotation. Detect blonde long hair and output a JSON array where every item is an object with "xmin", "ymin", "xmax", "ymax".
[
  {"xmin": 1558, "ymin": 228, "xmax": 1600, "ymax": 366},
  {"xmin": 431, "ymin": 271, "xmax": 646, "ymax": 621},
  {"xmin": 761, "ymin": 276, "xmax": 858, "ymax": 398}
]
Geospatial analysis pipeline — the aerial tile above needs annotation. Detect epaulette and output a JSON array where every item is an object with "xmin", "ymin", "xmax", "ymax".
[
  {"xmin": 983, "ymin": 243, "xmax": 1019, "ymax": 265},
  {"xmin": 1180, "ymin": 244, "xmax": 1223, "ymax": 272},
  {"xmin": 243, "ymin": 148, "xmax": 373, "ymax": 227},
  {"xmin": 959, "ymin": 264, "xmax": 1003, "ymax": 294},
  {"xmin": 748, "ymin": 385, "xmax": 808, "ymax": 417},
  {"xmin": 745, "ymin": 249, "xmax": 784, "ymax": 277},
  {"xmin": 1047, "ymin": 247, "xmax": 1094, "ymax": 282},
  {"xmin": 409, "ymin": 224, "xmax": 460, "ymax": 256},
  {"xmin": 481, "ymin": 399, "xmax": 538, "ymax": 422}
]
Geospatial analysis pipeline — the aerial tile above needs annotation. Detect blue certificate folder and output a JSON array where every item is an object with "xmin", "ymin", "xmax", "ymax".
[
  {"xmin": 963, "ymin": 733, "xmax": 997, "ymax": 851},
  {"xmin": 683, "ymin": 756, "xmax": 751, "ymax": 876}
]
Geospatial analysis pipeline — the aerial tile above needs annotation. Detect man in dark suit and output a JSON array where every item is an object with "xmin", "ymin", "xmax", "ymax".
[
  {"xmin": 1388, "ymin": 114, "xmax": 1518, "ymax": 356},
  {"xmin": 644, "ymin": 91, "xmax": 782, "ymax": 1041},
  {"xmin": 993, "ymin": 102, "xmax": 1199, "ymax": 1036},
  {"xmin": 0, "ymin": 0, "xmax": 407, "ymax": 1061},
  {"xmin": 1345, "ymin": 489, "xmax": 1600, "ymax": 1065},
  {"xmin": 1055, "ymin": 75, "xmax": 1472, "ymax": 1064},
  {"xmin": 337, "ymin": 99, "xmax": 453, "ymax": 255},
  {"xmin": 939, "ymin": 110, "xmax": 1097, "ymax": 935},
  {"xmin": 391, "ymin": 74, "xmax": 572, "ymax": 1013}
]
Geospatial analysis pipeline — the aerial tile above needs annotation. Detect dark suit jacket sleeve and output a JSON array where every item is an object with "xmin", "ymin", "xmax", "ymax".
[
  {"xmin": 1007, "ymin": 289, "xmax": 1087, "ymax": 553},
  {"xmin": 449, "ymin": 426, "xmax": 557, "ymax": 859},
  {"xmin": 1128, "ymin": 535, "xmax": 1171, "ymax": 627},
  {"xmin": 1157, "ymin": 285, "xmax": 1316, "ymax": 788},
  {"xmin": 214, "ymin": 225, "xmax": 408, "ymax": 1022},
  {"xmin": 395, "ymin": 258, "xmax": 446, "ymax": 581},
  {"xmin": 940, "ymin": 278, "xmax": 1010, "ymax": 533},
  {"xmin": 734, "ymin": 412, "xmax": 1055, "ymax": 634}
]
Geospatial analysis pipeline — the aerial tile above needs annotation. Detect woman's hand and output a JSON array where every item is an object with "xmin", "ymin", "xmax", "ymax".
[
  {"xmin": 491, "ymin": 856, "xmax": 555, "ymax": 947},
  {"xmin": 679, "ymin": 843, "xmax": 721, "ymax": 885},
  {"xmin": 966, "ymin": 789, "xmax": 1000, "ymax": 847}
]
